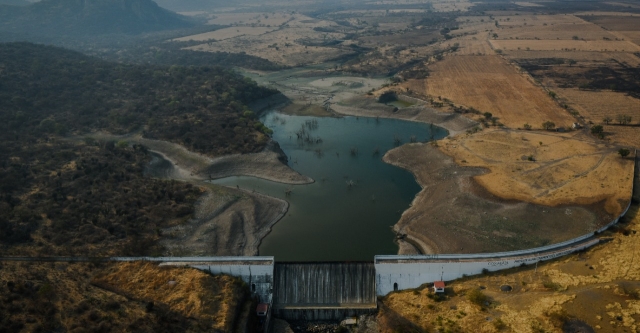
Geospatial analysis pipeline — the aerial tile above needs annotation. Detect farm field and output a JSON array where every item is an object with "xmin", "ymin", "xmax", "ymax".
[
  {"xmin": 427, "ymin": 0, "xmax": 473, "ymax": 12},
  {"xmin": 204, "ymin": 12, "xmax": 297, "ymax": 27},
  {"xmin": 357, "ymin": 29, "xmax": 441, "ymax": 47},
  {"xmin": 402, "ymin": 55, "xmax": 575, "ymax": 129},
  {"xmin": 454, "ymin": 39, "xmax": 494, "ymax": 55},
  {"xmin": 506, "ymin": 50, "xmax": 640, "ymax": 67},
  {"xmin": 490, "ymin": 39, "xmax": 640, "ymax": 52},
  {"xmin": 493, "ymin": 16, "xmax": 618, "ymax": 41},
  {"xmin": 555, "ymin": 88, "xmax": 640, "ymax": 148},
  {"xmin": 441, "ymin": 128, "xmax": 635, "ymax": 216},
  {"xmin": 173, "ymin": 26, "xmax": 276, "ymax": 42},
  {"xmin": 579, "ymin": 14, "xmax": 640, "ymax": 31},
  {"xmin": 186, "ymin": 27, "xmax": 350, "ymax": 67},
  {"xmin": 617, "ymin": 30, "xmax": 640, "ymax": 45},
  {"xmin": 172, "ymin": 10, "xmax": 351, "ymax": 67}
]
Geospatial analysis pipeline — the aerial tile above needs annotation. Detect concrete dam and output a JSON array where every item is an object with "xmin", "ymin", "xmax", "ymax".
[{"xmin": 272, "ymin": 262, "xmax": 377, "ymax": 321}]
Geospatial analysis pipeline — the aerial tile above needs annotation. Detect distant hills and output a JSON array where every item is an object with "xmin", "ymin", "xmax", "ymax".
[
  {"xmin": 0, "ymin": 0, "xmax": 30, "ymax": 6},
  {"xmin": 0, "ymin": 0, "xmax": 193, "ymax": 37},
  {"xmin": 153, "ymin": 0, "xmax": 220, "ymax": 12}
]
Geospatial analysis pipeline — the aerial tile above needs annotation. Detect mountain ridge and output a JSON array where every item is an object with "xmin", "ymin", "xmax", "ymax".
[{"xmin": 0, "ymin": 0, "xmax": 193, "ymax": 37}]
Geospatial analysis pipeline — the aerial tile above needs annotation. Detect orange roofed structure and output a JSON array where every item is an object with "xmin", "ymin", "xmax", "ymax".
[{"xmin": 433, "ymin": 281, "xmax": 445, "ymax": 293}]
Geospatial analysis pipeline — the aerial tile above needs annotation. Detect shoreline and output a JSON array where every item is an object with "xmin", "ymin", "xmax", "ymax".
[
  {"xmin": 74, "ymin": 132, "xmax": 314, "ymax": 185},
  {"xmin": 328, "ymin": 99, "xmax": 478, "ymax": 255},
  {"xmin": 382, "ymin": 141, "xmax": 616, "ymax": 255},
  {"xmin": 159, "ymin": 182, "xmax": 292, "ymax": 257},
  {"xmin": 72, "ymin": 130, "xmax": 310, "ymax": 257},
  {"xmin": 235, "ymin": 188, "xmax": 290, "ymax": 256},
  {"xmin": 329, "ymin": 96, "xmax": 478, "ymax": 137}
]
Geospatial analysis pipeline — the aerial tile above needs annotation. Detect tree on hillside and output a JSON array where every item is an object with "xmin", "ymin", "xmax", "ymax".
[
  {"xmin": 378, "ymin": 91, "xmax": 398, "ymax": 103},
  {"xmin": 568, "ymin": 59, "xmax": 577, "ymax": 67},
  {"xmin": 542, "ymin": 121, "xmax": 556, "ymax": 130},
  {"xmin": 615, "ymin": 114, "xmax": 633, "ymax": 125},
  {"xmin": 591, "ymin": 125, "xmax": 604, "ymax": 139},
  {"xmin": 603, "ymin": 116, "xmax": 612, "ymax": 125},
  {"xmin": 619, "ymin": 148, "xmax": 630, "ymax": 158}
]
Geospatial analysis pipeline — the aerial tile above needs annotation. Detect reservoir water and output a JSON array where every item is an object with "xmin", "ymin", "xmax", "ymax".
[{"xmin": 213, "ymin": 112, "xmax": 448, "ymax": 261}]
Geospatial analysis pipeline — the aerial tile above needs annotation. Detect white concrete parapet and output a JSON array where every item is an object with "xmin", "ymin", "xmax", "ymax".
[
  {"xmin": 155, "ymin": 256, "xmax": 275, "ymax": 304},
  {"xmin": 375, "ymin": 238, "xmax": 599, "ymax": 296}
]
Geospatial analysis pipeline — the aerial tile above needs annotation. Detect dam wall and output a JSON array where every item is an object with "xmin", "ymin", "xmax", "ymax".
[
  {"xmin": 157, "ymin": 256, "xmax": 275, "ymax": 304},
  {"xmin": 375, "ymin": 149, "xmax": 637, "ymax": 296},
  {"xmin": 375, "ymin": 237, "xmax": 599, "ymax": 295},
  {"xmin": 272, "ymin": 262, "xmax": 377, "ymax": 321}
]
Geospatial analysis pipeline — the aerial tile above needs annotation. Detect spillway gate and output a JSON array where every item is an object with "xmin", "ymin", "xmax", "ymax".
[{"xmin": 272, "ymin": 262, "xmax": 378, "ymax": 321}]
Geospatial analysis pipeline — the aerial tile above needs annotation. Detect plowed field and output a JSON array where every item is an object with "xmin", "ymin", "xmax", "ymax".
[
  {"xmin": 556, "ymin": 88, "xmax": 640, "ymax": 148},
  {"xmin": 404, "ymin": 55, "xmax": 575, "ymax": 129}
]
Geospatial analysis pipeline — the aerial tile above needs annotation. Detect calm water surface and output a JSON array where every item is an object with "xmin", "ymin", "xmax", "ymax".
[{"xmin": 213, "ymin": 112, "xmax": 447, "ymax": 261}]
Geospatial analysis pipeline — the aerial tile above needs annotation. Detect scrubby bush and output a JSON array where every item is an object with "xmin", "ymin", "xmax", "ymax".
[
  {"xmin": 467, "ymin": 288, "xmax": 489, "ymax": 307},
  {"xmin": 378, "ymin": 91, "xmax": 398, "ymax": 103}
]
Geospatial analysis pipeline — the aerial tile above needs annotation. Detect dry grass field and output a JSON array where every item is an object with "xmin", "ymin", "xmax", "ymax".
[
  {"xmin": 431, "ymin": 0, "xmax": 473, "ymax": 12},
  {"xmin": 186, "ymin": 27, "xmax": 349, "ymax": 66},
  {"xmin": 0, "ymin": 261, "xmax": 249, "ymax": 332},
  {"xmin": 357, "ymin": 30, "xmax": 441, "ymax": 47},
  {"xmin": 380, "ymin": 204, "xmax": 640, "ymax": 333},
  {"xmin": 493, "ymin": 15, "xmax": 618, "ymax": 41},
  {"xmin": 173, "ymin": 11, "xmax": 344, "ymax": 66},
  {"xmin": 402, "ymin": 55, "xmax": 575, "ymax": 129},
  {"xmin": 205, "ymin": 12, "xmax": 296, "ymax": 27},
  {"xmin": 554, "ymin": 88, "xmax": 640, "ymax": 148},
  {"xmin": 506, "ymin": 50, "xmax": 640, "ymax": 67},
  {"xmin": 173, "ymin": 26, "xmax": 276, "ymax": 42},
  {"xmin": 574, "ymin": 11, "xmax": 640, "ymax": 16},
  {"xmin": 580, "ymin": 15, "xmax": 640, "ymax": 31},
  {"xmin": 453, "ymin": 38, "xmax": 494, "ymax": 55},
  {"xmin": 491, "ymin": 39, "xmax": 640, "ymax": 52},
  {"xmin": 617, "ymin": 30, "xmax": 640, "ymax": 45},
  {"xmin": 92, "ymin": 262, "xmax": 246, "ymax": 331},
  {"xmin": 441, "ymin": 128, "xmax": 634, "ymax": 215}
]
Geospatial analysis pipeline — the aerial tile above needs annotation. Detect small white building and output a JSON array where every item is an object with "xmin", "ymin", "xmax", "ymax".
[{"xmin": 433, "ymin": 281, "xmax": 445, "ymax": 293}]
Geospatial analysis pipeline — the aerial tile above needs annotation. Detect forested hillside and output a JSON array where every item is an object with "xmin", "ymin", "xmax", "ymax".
[
  {"xmin": 0, "ymin": 42, "xmax": 277, "ymax": 155},
  {"xmin": 0, "ymin": 42, "xmax": 278, "ymax": 256},
  {"xmin": 0, "ymin": 0, "xmax": 192, "ymax": 36}
]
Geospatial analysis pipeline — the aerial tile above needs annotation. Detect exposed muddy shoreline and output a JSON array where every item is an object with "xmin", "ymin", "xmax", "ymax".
[
  {"xmin": 383, "ymin": 143, "xmax": 612, "ymax": 255},
  {"xmin": 75, "ymin": 76, "xmax": 622, "ymax": 258},
  {"xmin": 77, "ymin": 132, "xmax": 313, "ymax": 185},
  {"xmin": 72, "ymin": 130, "xmax": 310, "ymax": 257}
]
